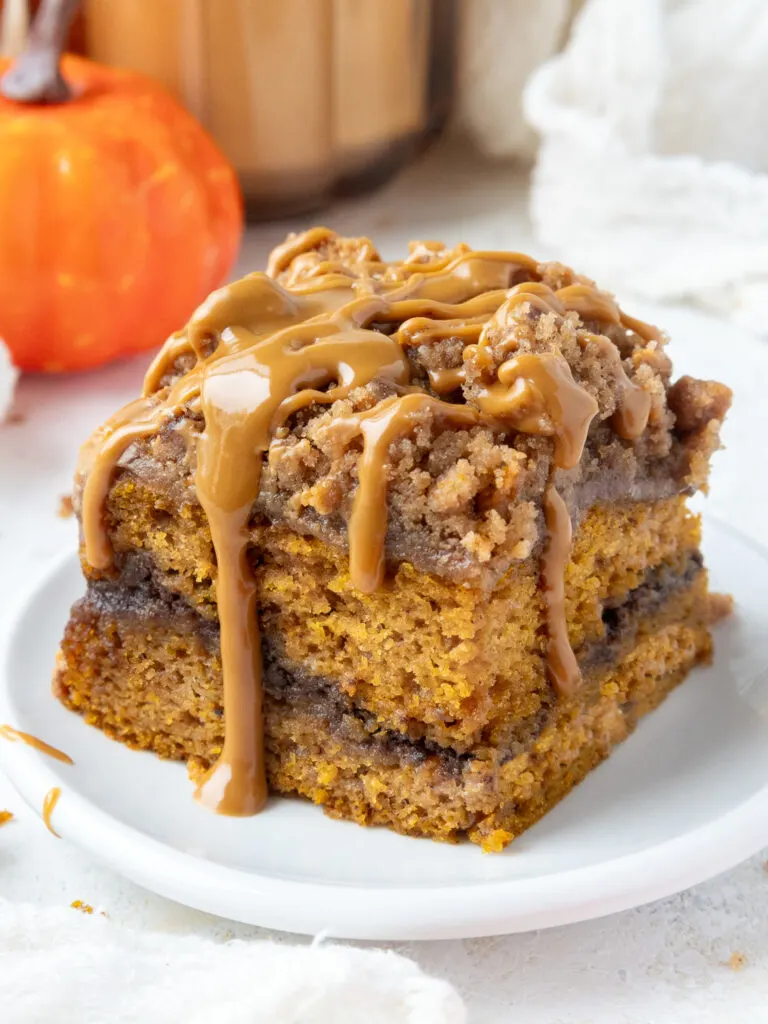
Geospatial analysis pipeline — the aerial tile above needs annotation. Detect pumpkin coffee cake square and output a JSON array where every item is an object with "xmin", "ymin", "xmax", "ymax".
[{"xmin": 55, "ymin": 228, "xmax": 731, "ymax": 850}]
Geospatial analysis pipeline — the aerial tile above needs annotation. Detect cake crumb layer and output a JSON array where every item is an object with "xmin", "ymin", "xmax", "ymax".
[
  {"xmin": 55, "ymin": 578, "xmax": 711, "ymax": 850},
  {"xmin": 79, "ymin": 495, "xmax": 703, "ymax": 751}
]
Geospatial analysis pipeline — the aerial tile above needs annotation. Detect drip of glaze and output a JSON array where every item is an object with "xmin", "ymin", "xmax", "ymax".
[
  {"xmin": 581, "ymin": 332, "xmax": 652, "ymax": 440},
  {"xmin": 469, "ymin": 350, "xmax": 599, "ymax": 696},
  {"xmin": 474, "ymin": 352, "xmax": 599, "ymax": 470},
  {"xmin": 541, "ymin": 486, "xmax": 580, "ymax": 697},
  {"xmin": 77, "ymin": 229, "xmax": 660, "ymax": 815},
  {"xmin": 192, "ymin": 299, "xmax": 409, "ymax": 814},
  {"xmin": 556, "ymin": 284, "xmax": 661, "ymax": 343},
  {"xmin": 42, "ymin": 787, "xmax": 62, "ymax": 837},
  {"xmin": 333, "ymin": 394, "xmax": 492, "ymax": 593},
  {"xmin": 0, "ymin": 724, "xmax": 73, "ymax": 765}
]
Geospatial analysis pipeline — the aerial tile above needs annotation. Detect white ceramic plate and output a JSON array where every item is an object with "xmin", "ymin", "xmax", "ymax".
[{"xmin": 1, "ymin": 517, "xmax": 768, "ymax": 940}]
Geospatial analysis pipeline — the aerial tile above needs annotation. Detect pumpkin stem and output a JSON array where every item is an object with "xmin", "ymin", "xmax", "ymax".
[{"xmin": 0, "ymin": 0, "xmax": 79, "ymax": 103}]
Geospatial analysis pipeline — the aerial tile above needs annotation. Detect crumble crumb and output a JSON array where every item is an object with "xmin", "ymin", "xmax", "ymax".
[
  {"xmin": 707, "ymin": 592, "xmax": 734, "ymax": 623},
  {"xmin": 0, "ymin": 810, "xmax": 13, "ymax": 827},
  {"xmin": 480, "ymin": 828, "xmax": 514, "ymax": 853},
  {"xmin": 726, "ymin": 952, "xmax": 747, "ymax": 971},
  {"xmin": 71, "ymin": 900, "xmax": 94, "ymax": 914},
  {"xmin": 58, "ymin": 494, "xmax": 74, "ymax": 519},
  {"xmin": 668, "ymin": 376, "xmax": 732, "ymax": 434}
]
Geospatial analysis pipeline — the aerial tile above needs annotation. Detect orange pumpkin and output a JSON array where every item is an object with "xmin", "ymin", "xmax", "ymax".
[{"xmin": 0, "ymin": 53, "xmax": 243, "ymax": 372}]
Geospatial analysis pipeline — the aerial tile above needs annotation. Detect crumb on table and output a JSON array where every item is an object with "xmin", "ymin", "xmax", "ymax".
[
  {"xmin": 70, "ymin": 899, "xmax": 94, "ymax": 914},
  {"xmin": 0, "ymin": 810, "xmax": 13, "ymax": 827},
  {"xmin": 726, "ymin": 952, "xmax": 747, "ymax": 971}
]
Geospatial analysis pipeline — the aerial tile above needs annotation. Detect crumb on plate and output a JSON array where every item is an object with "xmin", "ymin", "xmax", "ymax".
[
  {"xmin": 707, "ymin": 592, "xmax": 734, "ymax": 624},
  {"xmin": 58, "ymin": 494, "xmax": 74, "ymax": 519},
  {"xmin": 726, "ymin": 952, "xmax": 747, "ymax": 971}
]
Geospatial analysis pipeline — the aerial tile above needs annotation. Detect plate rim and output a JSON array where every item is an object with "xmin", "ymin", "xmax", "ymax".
[{"xmin": 2, "ymin": 521, "xmax": 768, "ymax": 941}]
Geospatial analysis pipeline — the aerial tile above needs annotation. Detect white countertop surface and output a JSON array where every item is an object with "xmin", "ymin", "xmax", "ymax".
[{"xmin": 2, "ymin": 143, "xmax": 768, "ymax": 1023}]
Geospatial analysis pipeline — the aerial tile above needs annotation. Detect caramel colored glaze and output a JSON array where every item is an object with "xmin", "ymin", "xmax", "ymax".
[
  {"xmin": 583, "ymin": 332, "xmax": 652, "ymax": 440},
  {"xmin": 0, "ymin": 725, "xmax": 74, "ymax": 765},
  {"xmin": 392, "ymin": 253, "xmax": 540, "ymax": 304},
  {"xmin": 557, "ymin": 285, "xmax": 661, "ymax": 344},
  {"xmin": 337, "ymin": 394, "xmax": 492, "ymax": 593},
  {"xmin": 397, "ymin": 315, "xmax": 488, "ymax": 349},
  {"xmin": 80, "ymin": 397, "xmax": 179, "ymax": 570},
  {"xmin": 193, "ymin": 492, "xmax": 266, "ymax": 815},
  {"xmin": 399, "ymin": 282, "xmax": 652, "ymax": 440},
  {"xmin": 266, "ymin": 226, "xmax": 377, "ymax": 280},
  {"xmin": 474, "ymin": 352, "xmax": 599, "ymax": 470},
  {"xmin": 77, "ymin": 228, "xmax": 659, "ymax": 815},
  {"xmin": 470, "ymin": 348, "xmax": 599, "ymax": 695},
  {"xmin": 42, "ymin": 787, "xmax": 62, "ymax": 838},
  {"xmin": 541, "ymin": 486, "xmax": 581, "ymax": 697},
  {"xmin": 614, "ymin": 386, "xmax": 652, "ymax": 441},
  {"xmin": 429, "ymin": 366, "xmax": 468, "ymax": 393},
  {"xmin": 192, "ymin": 300, "xmax": 408, "ymax": 814}
]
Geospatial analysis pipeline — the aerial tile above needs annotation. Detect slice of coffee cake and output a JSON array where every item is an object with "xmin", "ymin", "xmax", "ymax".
[{"xmin": 55, "ymin": 228, "xmax": 731, "ymax": 850}]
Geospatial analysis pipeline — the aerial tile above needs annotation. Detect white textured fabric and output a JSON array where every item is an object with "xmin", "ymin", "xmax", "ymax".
[
  {"xmin": 398, "ymin": 854, "xmax": 768, "ymax": 1023},
  {"xmin": 0, "ymin": 899, "xmax": 464, "ymax": 1024},
  {"xmin": 455, "ymin": 0, "xmax": 572, "ymax": 160},
  {"xmin": 0, "ymin": 338, "xmax": 17, "ymax": 422},
  {"xmin": 524, "ymin": 0, "xmax": 768, "ymax": 333}
]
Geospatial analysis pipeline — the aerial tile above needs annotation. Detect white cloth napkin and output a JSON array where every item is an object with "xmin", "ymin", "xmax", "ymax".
[
  {"xmin": 0, "ymin": 898, "xmax": 464, "ymax": 1024},
  {"xmin": 455, "ymin": 0, "xmax": 573, "ymax": 161},
  {"xmin": 524, "ymin": 0, "xmax": 768, "ymax": 333}
]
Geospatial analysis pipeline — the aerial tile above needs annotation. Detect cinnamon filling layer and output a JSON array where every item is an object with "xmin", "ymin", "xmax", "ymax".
[
  {"xmin": 74, "ymin": 550, "xmax": 704, "ymax": 770},
  {"xmin": 76, "ymin": 229, "xmax": 657, "ymax": 815}
]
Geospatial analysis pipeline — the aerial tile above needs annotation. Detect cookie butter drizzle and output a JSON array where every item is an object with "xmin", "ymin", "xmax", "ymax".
[
  {"xmin": 78, "ymin": 228, "xmax": 656, "ymax": 815},
  {"xmin": 0, "ymin": 725, "xmax": 74, "ymax": 765}
]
